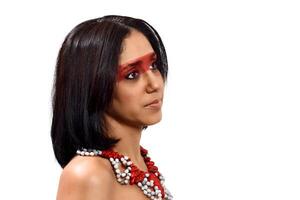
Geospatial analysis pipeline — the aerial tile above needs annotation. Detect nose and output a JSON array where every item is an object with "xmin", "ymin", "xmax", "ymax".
[{"xmin": 144, "ymin": 70, "xmax": 161, "ymax": 93}]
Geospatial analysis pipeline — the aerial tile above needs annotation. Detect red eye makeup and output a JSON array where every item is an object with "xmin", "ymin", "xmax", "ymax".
[{"xmin": 117, "ymin": 52, "xmax": 157, "ymax": 81}]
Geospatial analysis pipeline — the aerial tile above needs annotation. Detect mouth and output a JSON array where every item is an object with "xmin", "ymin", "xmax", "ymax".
[{"xmin": 144, "ymin": 99, "xmax": 162, "ymax": 109}]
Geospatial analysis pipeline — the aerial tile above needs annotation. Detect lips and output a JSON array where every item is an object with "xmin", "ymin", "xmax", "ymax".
[{"xmin": 144, "ymin": 99, "xmax": 162, "ymax": 108}]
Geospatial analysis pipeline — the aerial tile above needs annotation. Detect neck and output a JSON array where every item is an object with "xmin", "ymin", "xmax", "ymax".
[{"xmin": 104, "ymin": 113, "xmax": 145, "ymax": 167}]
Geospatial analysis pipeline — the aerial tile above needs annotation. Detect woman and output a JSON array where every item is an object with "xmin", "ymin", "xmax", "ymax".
[{"xmin": 51, "ymin": 15, "xmax": 173, "ymax": 200}]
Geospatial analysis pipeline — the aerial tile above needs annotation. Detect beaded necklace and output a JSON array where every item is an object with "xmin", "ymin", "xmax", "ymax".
[{"xmin": 76, "ymin": 146, "xmax": 173, "ymax": 200}]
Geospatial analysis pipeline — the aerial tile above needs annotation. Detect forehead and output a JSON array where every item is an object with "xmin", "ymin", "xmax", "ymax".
[{"xmin": 119, "ymin": 30, "xmax": 155, "ymax": 66}]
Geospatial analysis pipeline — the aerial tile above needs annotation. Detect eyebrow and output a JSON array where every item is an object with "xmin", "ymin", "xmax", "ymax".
[{"xmin": 120, "ymin": 52, "xmax": 157, "ymax": 69}]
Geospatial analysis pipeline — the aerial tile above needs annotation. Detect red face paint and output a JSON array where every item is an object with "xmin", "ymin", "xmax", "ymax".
[{"xmin": 117, "ymin": 52, "xmax": 157, "ymax": 82}]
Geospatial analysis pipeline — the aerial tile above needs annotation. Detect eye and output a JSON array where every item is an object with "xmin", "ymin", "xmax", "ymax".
[
  {"xmin": 125, "ymin": 70, "xmax": 139, "ymax": 80},
  {"xmin": 150, "ymin": 62, "xmax": 159, "ymax": 71}
]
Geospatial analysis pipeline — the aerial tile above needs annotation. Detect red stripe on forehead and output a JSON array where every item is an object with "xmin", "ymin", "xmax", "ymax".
[{"xmin": 119, "ymin": 52, "xmax": 157, "ymax": 69}]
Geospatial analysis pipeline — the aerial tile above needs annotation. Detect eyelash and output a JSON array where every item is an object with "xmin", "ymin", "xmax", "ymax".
[{"xmin": 125, "ymin": 63, "xmax": 159, "ymax": 80}]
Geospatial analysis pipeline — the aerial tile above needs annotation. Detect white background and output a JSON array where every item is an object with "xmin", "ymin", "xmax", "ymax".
[{"xmin": 0, "ymin": 0, "xmax": 299, "ymax": 199}]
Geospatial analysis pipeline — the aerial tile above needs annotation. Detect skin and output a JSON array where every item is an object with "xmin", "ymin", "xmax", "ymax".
[{"xmin": 56, "ymin": 30, "xmax": 165, "ymax": 200}]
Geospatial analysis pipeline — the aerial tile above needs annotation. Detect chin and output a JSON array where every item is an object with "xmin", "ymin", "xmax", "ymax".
[{"xmin": 142, "ymin": 114, "xmax": 162, "ymax": 126}]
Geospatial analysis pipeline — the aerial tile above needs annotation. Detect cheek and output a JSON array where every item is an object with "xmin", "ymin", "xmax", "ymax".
[
  {"xmin": 114, "ymin": 87, "xmax": 141, "ymax": 107},
  {"xmin": 120, "ymin": 93, "xmax": 135, "ymax": 103},
  {"xmin": 156, "ymin": 74, "xmax": 165, "ymax": 91}
]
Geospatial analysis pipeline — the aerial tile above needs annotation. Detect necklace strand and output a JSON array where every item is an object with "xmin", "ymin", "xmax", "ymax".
[{"xmin": 76, "ymin": 146, "xmax": 173, "ymax": 200}]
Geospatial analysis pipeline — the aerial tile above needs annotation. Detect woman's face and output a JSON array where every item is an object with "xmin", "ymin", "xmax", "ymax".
[{"xmin": 106, "ymin": 30, "xmax": 165, "ymax": 128}]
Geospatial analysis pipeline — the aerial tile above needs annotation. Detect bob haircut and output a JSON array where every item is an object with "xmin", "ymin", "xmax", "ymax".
[{"xmin": 51, "ymin": 15, "xmax": 168, "ymax": 168}]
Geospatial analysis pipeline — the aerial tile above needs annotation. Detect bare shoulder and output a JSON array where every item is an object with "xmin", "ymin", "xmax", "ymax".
[{"xmin": 56, "ymin": 155, "xmax": 114, "ymax": 200}]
